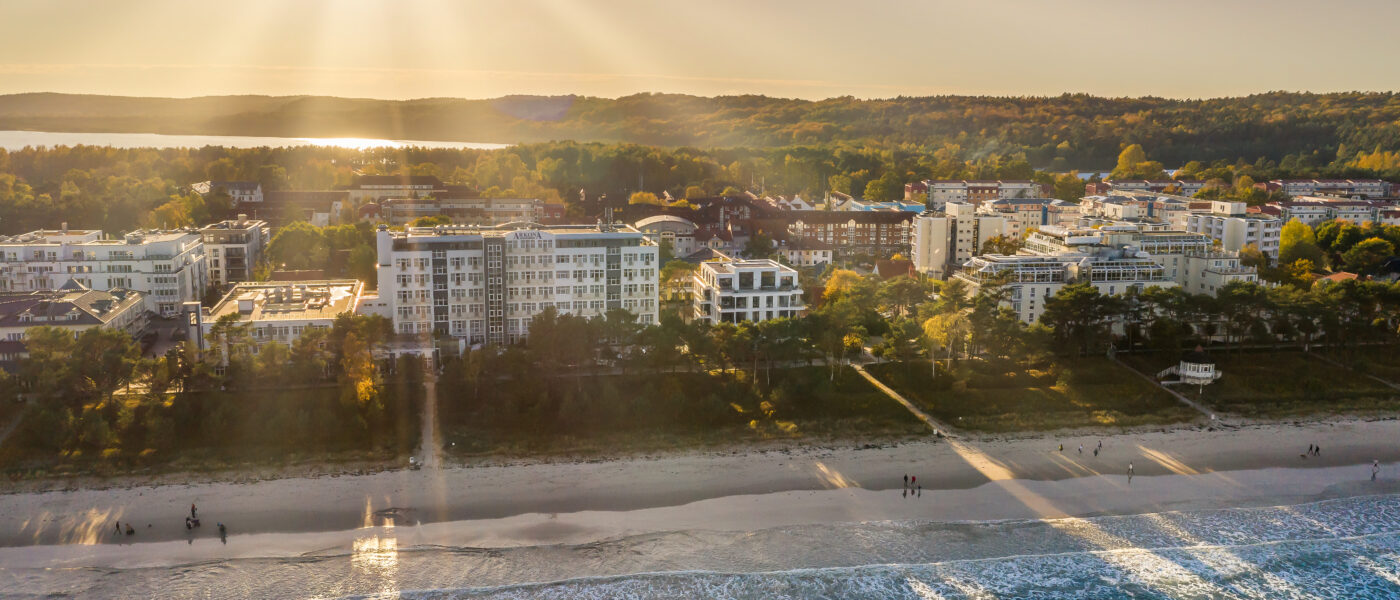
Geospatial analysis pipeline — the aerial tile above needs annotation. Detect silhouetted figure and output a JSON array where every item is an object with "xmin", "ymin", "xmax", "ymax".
[
  {"xmin": 903, "ymin": 474, "xmax": 908, "ymax": 488},
  {"xmin": 191, "ymin": 503, "xmax": 197, "ymax": 520},
  {"xmin": 218, "ymin": 523, "xmax": 227, "ymax": 544}
]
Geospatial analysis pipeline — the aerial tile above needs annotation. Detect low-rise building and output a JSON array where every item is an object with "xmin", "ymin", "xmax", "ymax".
[
  {"xmin": 634, "ymin": 215, "xmax": 701, "ymax": 258},
  {"xmin": 922, "ymin": 180, "xmax": 1044, "ymax": 209},
  {"xmin": 776, "ymin": 237, "xmax": 833, "ymax": 268},
  {"xmin": 378, "ymin": 196, "xmax": 539, "ymax": 227},
  {"xmin": 0, "ymin": 284, "xmax": 150, "ymax": 371},
  {"xmin": 0, "ymin": 228, "xmax": 208, "ymax": 316},
  {"xmin": 192, "ymin": 181, "xmax": 263, "ymax": 205},
  {"xmin": 343, "ymin": 175, "xmax": 444, "ymax": 204},
  {"xmin": 1262, "ymin": 179, "xmax": 1392, "ymax": 199},
  {"xmin": 256, "ymin": 191, "xmax": 349, "ymax": 227},
  {"xmin": 1085, "ymin": 180, "xmax": 1209, "ymax": 197},
  {"xmin": 691, "ymin": 259, "xmax": 804, "ymax": 324},
  {"xmin": 199, "ymin": 215, "xmax": 269, "ymax": 289},
  {"xmin": 198, "ymin": 280, "xmax": 363, "ymax": 349}
]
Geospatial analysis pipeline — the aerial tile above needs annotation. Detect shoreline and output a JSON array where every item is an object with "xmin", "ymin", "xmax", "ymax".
[
  {"xmin": 7, "ymin": 414, "xmax": 1391, "ymax": 496},
  {"xmin": 2, "ymin": 418, "xmax": 1399, "ymax": 556}
]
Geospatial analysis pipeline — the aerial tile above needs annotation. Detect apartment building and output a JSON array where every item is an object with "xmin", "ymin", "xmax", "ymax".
[
  {"xmin": 1085, "ymin": 180, "xmax": 1209, "ymax": 197},
  {"xmin": 199, "ymin": 215, "xmax": 269, "ymax": 289},
  {"xmin": 198, "ymin": 280, "xmax": 362, "ymax": 353},
  {"xmin": 776, "ymin": 237, "xmax": 833, "ymax": 267},
  {"xmin": 910, "ymin": 203, "xmax": 1005, "ymax": 279},
  {"xmin": 343, "ymin": 175, "xmax": 445, "ymax": 203},
  {"xmin": 0, "ymin": 228, "xmax": 207, "ymax": 316},
  {"xmin": 1185, "ymin": 201, "xmax": 1281, "ymax": 261},
  {"xmin": 786, "ymin": 210, "xmax": 913, "ymax": 258},
  {"xmin": 378, "ymin": 196, "xmax": 539, "ymax": 227},
  {"xmin": 1023, "ymin": 225, "xmax": 1256, "ymax": 295},
  {"xmin": 1274, "ymin": 197, "xmax": 1388, "ymax": 227},
  {"xmin": 977, "ymin": 197, "xmax": 1076, "ymax": 238},
  {"xmin": 691, "ymin": 259, "xmax": 804, "ymax": 324},
  {"xmin": 1262, "ymin": 179, "xmax": 1392, "ymax": 199},
  {"xmin": 922, "ymin": 180, "xmax": 1044, "ymax": 209},
  {"xmin": 376, "ymin": 223, "xmax": 658, "ymax": 344},
  {"xmin": 0, "ymin": 284, "xmax": 150, "ymax": 370},
  {"xmin": 956, "ymin": 252, "xmax": 1175, "ymax": 324}
]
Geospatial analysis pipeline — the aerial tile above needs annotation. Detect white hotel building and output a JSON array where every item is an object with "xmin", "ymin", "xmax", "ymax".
[
  {"xmin": 0, "ymin": 228, "xmax": 207, "ymax": 316},
  {"xmin": 376, "ymin": 223, "xmax": 658, "ymax": 344},
  {"xmin": 1185, "ymin": 201, "xmax": 1281, "ymax": 261},
  {"xmin": 691, "ymin": 259, "xmax": 804, "ymax": 324}
]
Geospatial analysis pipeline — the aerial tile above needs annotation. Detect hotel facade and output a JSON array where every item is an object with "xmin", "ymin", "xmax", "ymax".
[{"xmin": 376, "ymin": 223, "xmax": 658, "ymax": 344}]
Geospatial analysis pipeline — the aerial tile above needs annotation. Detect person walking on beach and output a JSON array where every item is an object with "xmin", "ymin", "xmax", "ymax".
[
  {"xmin": 1093, "ymin": 446, "xmax": 1099, "ymax": 457},
  {"xmin": 1097, "ymin": 440, "xmax": 1102, "ymax": 452},
  {"xmin": 1078, "ymin": 444, "xmax": 1083, "ymax": 455},
  {"xmin": 191, "ymin": 503, "xmax": 197, "ymax": 520},
  {"xmin": 1373, "ymin": 460, "xmax": 1381, "ymax": 481},
  {"xmin": 114, "ymin": 521, "xmax": 121, "ymax": 535},
  {"xmin": 1058, "ymin": 443, "xmax": 1063, "ymax": 452},
  {"xmin": 911, "ymin": 475, "xmax": 916, "ymax": 487},
  {"xmin": 904, "ymin": 474, "xmax": 908, "ymax": 488},
  {"xmin": 1315, "ymin": 445, "xmax": 1321, "ymax": 457},
  {"xmin": 1128, "ymin": 462, "xmax": 1134, "ymax": 483},
  {"xmin": 917, "ymin": 484, "xmax": 922, "ymax": 498}
]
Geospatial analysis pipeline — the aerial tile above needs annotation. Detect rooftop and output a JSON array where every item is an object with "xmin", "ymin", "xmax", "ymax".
[
  {"xmin": 0, "ymin": 285, "xmax": 146, "ymax": 328},
  {"xmin": 206, "ymin": 280, "xmax": 362, "ymax": 323}
]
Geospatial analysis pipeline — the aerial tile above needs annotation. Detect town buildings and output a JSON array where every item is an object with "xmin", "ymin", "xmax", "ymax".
[
  {"xmin": 343, "ymin": 175, "xmax": 445, "ymax": 204},
  {"xmin": 0, "ymin": 284, "xmax": 150, "ymax": 370},
  {"xmin": 1185, "ymin": 201, "xmax": 1281, "ymax": 260},
  {"xmin": 376, "ymin": 222, "xmax": 658, "ymax": 344},
  {"xmin": 910, "ymin": 202, "xmax": 1006, "ymax": 279},
  {"xmin": 256, "ymin": 191, "xmax": 349, "ymax": 227},
  {"xmin": 0, "ymin": 228, "xmax": 208, "ymax": 316},
  {"xmin": 917, "ymin": 180, "xmax": 1045, "ymax": 209},
  {"xmin": 197, "ymin": 280, "xmax": 363, "ymax": 351},
  {"xmin": 1271, "ymin": 196, "xmax": 1393, "ymax": 227},
  {"xmin": 199, "ymin": 215, "xmax": 269, "ymax": 289},
  {"xmin": 691, "ymin": 259, "xmax": 804, "ymax": 324}
]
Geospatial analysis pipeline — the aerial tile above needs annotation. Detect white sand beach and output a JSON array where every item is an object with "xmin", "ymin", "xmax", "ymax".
[{"xmin": 2, "ymin": 418, "xmax": 1399, "ymax": 569}]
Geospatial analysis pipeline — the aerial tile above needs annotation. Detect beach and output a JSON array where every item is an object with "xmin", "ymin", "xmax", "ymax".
[{"xmin": 3, "ymin": 418, "xmax": 1399, "ymax": 559}]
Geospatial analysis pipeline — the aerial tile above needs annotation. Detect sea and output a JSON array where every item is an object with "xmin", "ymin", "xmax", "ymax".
[
  {"xmin": 2, "ymin": 494, "xmax": 1399, "ymax": 599},
  {"xmin": 0, "ymin": 130, "xmax": 509, "ymax": 151}
]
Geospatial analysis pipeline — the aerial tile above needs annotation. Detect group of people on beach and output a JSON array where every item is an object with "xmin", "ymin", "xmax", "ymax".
[
  {"xmin": 1302, "ymin": 444, "xmax": 1322, "ymax": 458},
  {"xmin": 902, "ymin": 473, "xmax": 921, "ymax": 497},
  {"xmin": 1059, "ymin": 440, "xmax": 1104, "ymax": 458},
  {"xmin": 113, "ymin": 502, "xmax": 227, "ymax": 543}
]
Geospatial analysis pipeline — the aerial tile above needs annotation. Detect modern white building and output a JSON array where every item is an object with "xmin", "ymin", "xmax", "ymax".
[
  {"xmin": 691, "ymin": 259, "xmax": 804, "ymax": 324},
  {"xmin": 1274, "ymin": 197, "xmax": 1388, "ymax": 227},
  {"xmin": 911, "ymin": 203, "xmax": 1006, "ymax": 279},
  {"xmin": 776, "ymin": 237, "xmax": 833, "ymax": 267},
  {"xmin": 0, "ymin": 228, "xmax": 208, "ymax": 316},
  {"xmin": 1023, "ymin": 225, "xmax": 1257, "ymax": 296},
  {"xmin": 199, "ymin": 215, "xmax": 269, "ymax": 289},
  {"xmin": 1185, "ymin": 201, "xmax": 1281, "ymax": 261},
  {"xmin": 377, "ymin": 222, "xmax": 658, "ymax": 344},
  {"xmin": 197, "ymin": 280, "xmax": 362, "ymax": 352},
  {"xmin": 0, "ymin": 283, "xmax": 151, "ymax": 371},
  {"xmin": 377, "ymin": 196, "xmax": 539, "ymax": 227},
  {"xmin": 955, "ymin": 252, "xmax": 1174, "ymax": 324}
]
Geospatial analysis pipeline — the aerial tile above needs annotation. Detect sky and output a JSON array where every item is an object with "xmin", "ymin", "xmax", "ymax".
[{"xmin": 2, "ymin": 0, "xmax": 1398, "ymax": 101}]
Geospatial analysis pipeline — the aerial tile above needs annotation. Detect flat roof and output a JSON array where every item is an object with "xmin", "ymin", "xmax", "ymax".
[{"xmin": 207, "ymin": 280, "xmax": 361, "ymax": 323}]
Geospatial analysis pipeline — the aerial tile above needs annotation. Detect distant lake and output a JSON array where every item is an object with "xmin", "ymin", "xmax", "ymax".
[{"xmin": 0, "ymin": 130, "xmax": 511, "ymax": 151}]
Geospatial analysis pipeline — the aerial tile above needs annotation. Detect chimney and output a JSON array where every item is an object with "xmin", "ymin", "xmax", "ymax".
[
  {"xmin": 237, "ymin": 213, "xmax": 248, "ymax": 227},
  {"xmin": 60, "ymin": 222, "xmax": 68, "ymax": 234}
]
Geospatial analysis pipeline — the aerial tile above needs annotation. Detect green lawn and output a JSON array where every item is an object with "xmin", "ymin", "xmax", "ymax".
[
  {"xmin": 439, "ymin": 366, "xmax": 928, "ymax": 457},
  {"xmin": 864, "ymin": 357, "xmax": 1197, "ymax": 432},
  {"xmin": 1118, "ymin": 350, "xmax": 1400, "ymax": 418}
]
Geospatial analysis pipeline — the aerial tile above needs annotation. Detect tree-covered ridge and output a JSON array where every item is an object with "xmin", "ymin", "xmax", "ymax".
[{"xmin": 5, "ymin": 91, "xmax": 1400, "ymax": 167}]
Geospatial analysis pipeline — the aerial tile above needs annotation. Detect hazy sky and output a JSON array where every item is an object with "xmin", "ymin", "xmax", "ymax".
[{"xmin": 2, "ymin": 0, "xmax": 1398, "ymax": 100}]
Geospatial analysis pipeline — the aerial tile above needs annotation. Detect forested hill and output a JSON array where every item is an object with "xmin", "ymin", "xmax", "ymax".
[{"xmin": 1, "ymin": 91, "xmax": 1400, "ymax": 168}]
